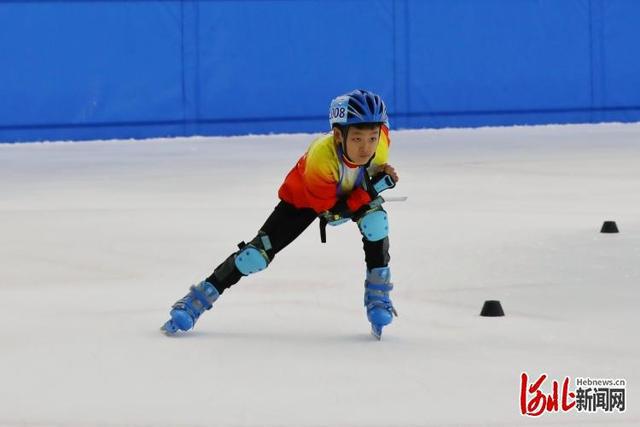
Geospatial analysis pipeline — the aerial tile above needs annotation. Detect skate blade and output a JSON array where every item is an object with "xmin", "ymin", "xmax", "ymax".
[
  {"xmin": 161, "ymin": 320, "xmax": 179, "ymax": 335},
  {"xmin": 371, "ymin": 325, "xmax": 383, "ymax": 340}
]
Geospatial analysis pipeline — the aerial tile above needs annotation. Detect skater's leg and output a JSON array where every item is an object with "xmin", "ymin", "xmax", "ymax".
[
  {"xmin": 163, "ymin": 201, "xmax": 317, "ymax": 333},
  {"xmin": 357, "ymin": 208, "xmax": 397, "ymax": 338},
  {"xmin": 259, "ymin": 201, "xmax": 319, "ymax": 254},
  {"xmin": 362, "ymin": 236, "xmax": 390, "ymax": 270},
  {"xmin": 207, "ymin": 201, "xmax": 318, "ymax": 293}
]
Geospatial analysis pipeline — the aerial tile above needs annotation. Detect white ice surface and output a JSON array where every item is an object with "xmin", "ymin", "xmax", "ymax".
[{"xmin": 0, "ymin": 123, "xmax": 639, "ymax": 426}]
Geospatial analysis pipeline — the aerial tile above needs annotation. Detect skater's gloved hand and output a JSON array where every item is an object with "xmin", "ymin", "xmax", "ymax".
[
  {"xmin": 320, "ymin": 198, "xmax": 352, "ymax": 226},
  {"xmin": 370, "ymin": 172, "xmax": 396, "ymax": 195}
]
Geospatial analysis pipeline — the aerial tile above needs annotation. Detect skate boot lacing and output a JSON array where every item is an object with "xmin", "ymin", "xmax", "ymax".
[
  {"xmin": 172, "ymin": 281, "xmax": 218, "ymax": 320},
  {"xmin": 364, "ymin": 283, "xmax": 398, "ymax": 317}
]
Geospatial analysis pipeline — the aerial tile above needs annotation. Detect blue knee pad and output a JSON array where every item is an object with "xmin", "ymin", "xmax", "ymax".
[
  {"xmin": 235, "ymin": 245, "xmax": 269, "ymax": 275},
  {"xmin": 358, "ymin": 210, "xmax": 389, "ymax": 242},
  {"xmin": 235, "ymin": 232, "xmax": 272, "ymax": 275}
]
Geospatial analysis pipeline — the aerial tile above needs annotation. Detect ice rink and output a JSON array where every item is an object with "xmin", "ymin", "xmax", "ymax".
[{"xmin": 1, "ymin": 123, "xmax": 639, "ymax": 426}]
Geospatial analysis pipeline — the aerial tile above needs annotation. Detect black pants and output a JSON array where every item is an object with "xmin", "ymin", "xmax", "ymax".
[{"xmin": 206, "ymin": 201, "xmax": 390, "ymax": 294}]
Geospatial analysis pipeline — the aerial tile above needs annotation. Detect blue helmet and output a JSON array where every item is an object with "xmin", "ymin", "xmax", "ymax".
[{"xmin": 329, "ymin": 89, "xmax": 388, "ymax": 128}]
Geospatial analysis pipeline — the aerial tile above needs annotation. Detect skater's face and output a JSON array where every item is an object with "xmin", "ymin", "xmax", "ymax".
[{"xmin": 334, "ymin": 125, "xmax": 381, "ymax": 165}]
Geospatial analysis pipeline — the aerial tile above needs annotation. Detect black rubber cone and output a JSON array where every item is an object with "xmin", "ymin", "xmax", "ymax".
[
  {"xmin": 480, "ymin": 300, "xmax": 505, "ymax": 317},
  {"xmin": 600, "ymin": 221, "xmax": 619, "ymax": 233}
]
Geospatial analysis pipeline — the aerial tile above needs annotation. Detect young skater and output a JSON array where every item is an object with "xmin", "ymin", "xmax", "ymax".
[{"xmin": 162, "ymin": 89, "xmax": 399, "ymax": 339}]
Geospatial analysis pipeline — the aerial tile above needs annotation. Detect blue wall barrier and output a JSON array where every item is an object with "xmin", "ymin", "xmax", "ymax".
[{"xmin": 1, "ymin": 0, "xmax": 639, "ymax": 143}]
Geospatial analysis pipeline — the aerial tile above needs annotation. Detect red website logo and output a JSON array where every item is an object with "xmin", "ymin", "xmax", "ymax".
[
  {"xmin": 520, "ymin": 372, "xmax": 626, "ymax": 416},
  {"xmin": 520, "ymin": 372, "xmax": 576, "ymax": 416}
]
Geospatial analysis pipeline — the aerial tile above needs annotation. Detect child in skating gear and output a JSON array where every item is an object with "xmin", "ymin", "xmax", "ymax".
[{"xmin": 162, "ymin": 89, "xmax": 399, "ymax": 339}]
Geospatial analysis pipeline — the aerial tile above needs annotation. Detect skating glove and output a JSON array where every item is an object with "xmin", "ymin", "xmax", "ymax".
[
  {"xmin": 320, "ymin": 198, "xmax": 352, "ymax": 226},
  {"xmin": 370, "ymin": 173, "xmax": 396, "ymax": 195}
]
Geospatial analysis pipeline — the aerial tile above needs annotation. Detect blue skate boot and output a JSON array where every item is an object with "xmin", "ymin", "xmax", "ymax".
[
  {"xmin": 364, "ymin": 267, "xmax": 398, "ymax": 340},
  {"xmin": 161, "ymin": 280, "xmax": 220, "ymax": 334}
]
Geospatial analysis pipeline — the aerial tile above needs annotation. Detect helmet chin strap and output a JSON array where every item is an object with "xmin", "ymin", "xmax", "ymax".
[{"xmin": 340, "ymin": 126, "xmax": 355, "ymax": 163}]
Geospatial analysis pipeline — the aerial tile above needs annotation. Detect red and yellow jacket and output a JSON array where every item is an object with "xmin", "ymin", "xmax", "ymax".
[{"xmin": 278, "ymin": 125, "xmax": 391, "ymax": 214}]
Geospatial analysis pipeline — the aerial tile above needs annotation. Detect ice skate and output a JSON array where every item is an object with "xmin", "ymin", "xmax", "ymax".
[
  {"xmin": 161, "ymin": 280, "xmax": 220, "ymax": 334},
  {"xmin": 364, "ymin": 267, "xmax": 397, "ymax": 340}
]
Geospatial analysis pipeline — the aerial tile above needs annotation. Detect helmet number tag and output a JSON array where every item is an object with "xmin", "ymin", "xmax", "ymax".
[
  {"xmin": 329, "ymin": 96, "xmax": 349, "ymax": 124},
  {"xmin": 330, "ymin": 107, "xmax": 346, "ymax": 120}
]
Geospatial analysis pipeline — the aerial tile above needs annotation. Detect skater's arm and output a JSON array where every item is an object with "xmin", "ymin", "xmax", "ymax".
[{"xmin": 298, "ymin": 141, "xmax": 342, "ymax": 213}]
